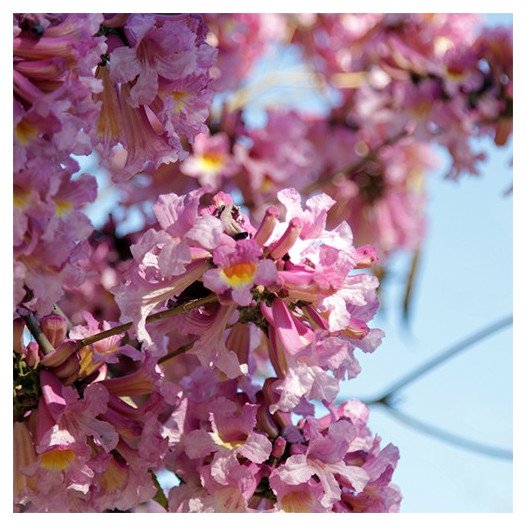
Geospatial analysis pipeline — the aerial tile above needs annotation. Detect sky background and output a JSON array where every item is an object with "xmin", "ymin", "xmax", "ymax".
[{"xmin": 81, "ymin": 13, "xmax": 513, "ymax": 512}]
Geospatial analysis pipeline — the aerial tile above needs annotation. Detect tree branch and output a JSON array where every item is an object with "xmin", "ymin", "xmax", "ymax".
[
  {"xmin": 301, "ymin": 128, "xmax": 409, "ymax": 195},
  {"xmin": 74, "ymin": 294, "xmax": 217, "ymax": 351},
  {"xmin": 19, "ymin": 311, "xmax": 55, "ymax": 355},
  {"xmin": 157, "ymin": 342, "xmax": 195, "ymax": 365},
  {"xmin": 380, "ymin": 404, "xmax": 512, "ymax": 461},
  {"xmin": 365, "ymin": 314, "xmax": 513, "ymax": 405}
]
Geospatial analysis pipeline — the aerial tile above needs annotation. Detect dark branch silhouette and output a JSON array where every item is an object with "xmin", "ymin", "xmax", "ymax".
[
  {"xmin": 365, "ymin": 314, "xmax": 513, "ymax": 406},
  {"xmin": 336, "ymin": 314, "xmax": 513, "ymax": 460},
  {"xmin": 379, "ymin": 404, "xmax": 512, "ymax": 461}
]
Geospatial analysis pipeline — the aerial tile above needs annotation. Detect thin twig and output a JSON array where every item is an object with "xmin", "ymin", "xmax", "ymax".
[
  {"xmin": 20, "ymin": 312, "xmax": 55, "ymax": 355},
  {"xmin": 402, "ymin": 248, "xmax": 421, "ymax": 325},
  {"xmin": 334, "ymin": 315, "xmax": 513, "ymax": 459},
  {"xmin": 157, "ymin": 342, "xmax": 195, "ymax": 365},
  {"xmin": 301, "ymin": 128, "xmax": 409, "ymax": 195},
  {"xmin": 53, "ymin": 304, "xmax": 73, "ymax": 332},
  {"xmin": 365, "ymin": 314, "xmax": 513, "ymax": 405},
  {"xmin": 75, "ymin": 294, "xmax": 217, "ymax": 351},
  {"xmin": 380, "ymin": 404, "xmax": 512, "ymax": 461}
]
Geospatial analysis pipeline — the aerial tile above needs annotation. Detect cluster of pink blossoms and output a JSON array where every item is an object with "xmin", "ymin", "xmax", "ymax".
[
  {"xmin": 13, "ymin": 13, "xmax": 512, "ymax": 513},
  {"xmin": 112, "ymin": 187, "xmax": 397, "ymax": 511},
  {"xmin": 291, "ymin": 14, "xmax": 512, "ymax": 176},
  {"xmin": 14, "ymin": 187, "xmax": 400, "ymax": 512},
  {"xmin": 14, "ymin": 14, "xmax": 104, "ymax": 315},
  {"xmin": 14, "ymin": 13, "xmax": 217, "ymax": 319},
  {"xmin": 14, "ymin": 310, "xmax": 169, "ymax": 512},
  {"xmin": 140, "ymin": 13, "xmax": 511, "ymax": 263}
]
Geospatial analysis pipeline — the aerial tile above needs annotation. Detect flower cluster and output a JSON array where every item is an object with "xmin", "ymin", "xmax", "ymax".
[
  {"xmin": 14, "ymin": 186, "xmax": 399, "ymax": 512},
  {"xmin": 13, "ymin": 14, "xmax": 105, "ymax": 315},
  {"xmin": 290, "ymin": 14, "xmax": 512, "ymax": 178},
  {"xmin": 167, "ymin": 389, "xmax": 401, "ymax": 512},
  {"xmin": 13, "ymin": 13, "xmax": 218, "ymax": 318},
  {"xmin": 13, "ymin": 12, "xmax": 513, "ymax": 513},
  {"xmin": 13, "ymin": 313, "xmax": 169, "ymax": 512},
  {"xmin": 96, "ymin": 14, "xmax": 217, "ymax": 181},
  {"xmin": 115, "ymin": 187, "xmax": 384, "ymax": 392}
]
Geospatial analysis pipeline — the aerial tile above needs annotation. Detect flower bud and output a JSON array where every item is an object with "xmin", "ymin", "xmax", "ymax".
[
  {"xmin": 268, "ymin": 217, "xmax": 302, "ymax": 260},
  {"xmin": 256, "ymin": 393, "xmax": 280, "ymax": 439},
  {"xmin": 343, "ymin": 319, "xmax": 370, "ymax": 340},
  {"xmin": 271, "ymin": 436, "xmax": 287, "ymax": 460},
  {"xmin": 52, "ymin": 353, "xmax": 80, "ymax": 385},
  {"xmin": 354, "ymin": 245, "xmax": 379, "ymax": 268},
  {"xmin": 13, "ymin": 318, "xmax": 26, "ymax": 356},
  {"xmin": 253, "ymin": 205, "xmax": 280, "ymax": 245},
  {"xmin": 40, "ymin": 340, "xmax": 77, "ymax": 368},
  {"xmin": 25, "ymin": 342, "xmax": 41, "ymax": 368},
  {"xmin": 40, "ymin": 314, "xmax": 67, "ymax": 348}
]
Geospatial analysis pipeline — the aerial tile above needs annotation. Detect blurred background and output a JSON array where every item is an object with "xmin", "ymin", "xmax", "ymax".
[{"xmin": 79, "ymin": 13, "xmax": 513, "ymax": 512}]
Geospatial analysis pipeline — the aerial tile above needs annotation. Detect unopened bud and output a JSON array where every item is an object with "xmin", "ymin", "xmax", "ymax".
[
  {"xmin": 355, "ymin": 245, "xmax": 379, "ymax": 268},
  {"xmin": 40, "ymin": 340, "xmax": 77, "ymax": 368},
  {"xmin": 271, "ymin": 436, "xmax": 287, "ymax": 460},
  {"xmin": 253, "ymin": 205, "xmax": 280, "ymax": 245},
  {"xmin": 13, "ymin": 318, "xmax": 26, "ymax": 356},
  {"xmin": 343, "ymin": 319, "xmax": 370, "ymax": 340},
  {"xmin": 256, "ymin": 396, "xmax": 280, "ymax": 439},
  {"xmin": 40, "ymin": 314, "xmax": 67, "ymax": 348},
  {"xmin": 269, "ymin": 218, "xmax": 302, "ymax": 260},
  {"xmin": 25, "ymin": 342, "xmax": 40, "ymax": 368},
  {"xmin": 262, "ymin": 378, "xmax": 292, "ymax": 428},
  {"xmin": 52, "ymin": 353, "xmax": 80, "ymax": 385}
]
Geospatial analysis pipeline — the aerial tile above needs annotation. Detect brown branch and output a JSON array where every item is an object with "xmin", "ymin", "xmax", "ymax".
[
  {"xmin": 380, "ymin": 404, "xmax": 512, "ymax": 461},
  {"xmin": 301, "ymin": 128, "xmax": 410, "ymax": 195},
  {"xmin": 402, "ymin": 248, "xmax": 421, "ymax": 324},
  {"xmin": 157, "ymin": 342, "xmax": 195, "ymax": 365},
  {"xmin": 53, "ymin": 304, "xmax": 73, "ymax": 331},
  {"xmin": 74, "ymin": 294, "xmax": 217, "ymax": 351},
  {"xmin": 364, "ymin": 314, "xmax": 512, "ymax": 405},
  {"xmin": 20, "ymin": 312, "xmax": 55, "ymax": 355}
]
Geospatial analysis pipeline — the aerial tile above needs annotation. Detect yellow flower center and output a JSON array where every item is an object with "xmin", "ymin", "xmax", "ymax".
[
  {"xmin": 15, "ymin": 119, "xmax": 39, "ymax": 146},
  {"xmin": 198, "ymin": 152, "xmax": 225, "ymax": 173},
  {"xmin": 54, "ymin": 198, "xmax": 73, "ymax": 218},
  {"xmin": 410, "ymin": 100, "xmax": 433, "ymax": 118},
  {"xmin": 40, "ymin": 449, "xmax": 76, "ymax": 471},
  {"xmin": 281, "ymin": 490, "xmax": 315, "ymax": 512},
  {"xmin": 221, "ymin": 262, "xmax": 257, "ymax": 287},
  {"xmin": 446, "ymin": 68, "xmax": 466, "ymax": 82},
  {"xmin": 172, "ymin": 91, "xmax": 189, "ymax": 111},
  {"xmin": 210, "ymin": 431, "xmax": 245, "ymax": 451},
  {"xmin": 13, "ymin": 187, "xmax": 31, "ymax": 209},
  {"xmin": 101, "ymin": 458, "xmax": 127, "ymax": 491}
]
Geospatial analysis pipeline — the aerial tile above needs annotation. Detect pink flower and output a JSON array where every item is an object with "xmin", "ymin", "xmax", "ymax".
[
  {"xmin": 109, "ymin": 15, "xmax": 199, "ymax": 107},
  {"xmin": 113, "ymin": 188, "xmax": 226, "ymax": 345},
  {"xmin": 184, "ymin": 397, "xmax": 272, "ymax": 464},
  {"xmin": 14, "ymin": 158, "xmax": 97, "ymax": 316},
  {"xmin": 181, "ymin": 132, "xmax": 237, "ymax": 190},
  {"xmin": 98, "ymin": 14, "xmax": 218, "ymax": 181},
  {"xmin": 203, "ymin": 238, "xmax": 278, "ymax": 306}
]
